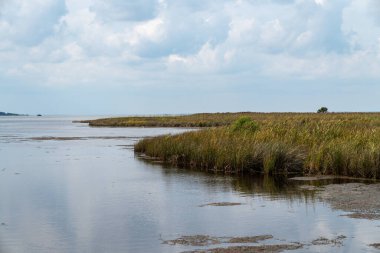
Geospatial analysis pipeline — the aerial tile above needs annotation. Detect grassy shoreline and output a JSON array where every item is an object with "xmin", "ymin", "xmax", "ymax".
[
  {"xmin": 80, "ymin": 112, "xmax": 257, "ymax": 127},
  {"xmin": 81, "ymin": 112, "xmax": 380, "ymax": 179},
  {"xmin": 79, "ymin": 112, "xmax": 377, "ymax": 127},
  {"xmin": 131, "ymin": 113, "xmax": 380, "ymax": 179}
]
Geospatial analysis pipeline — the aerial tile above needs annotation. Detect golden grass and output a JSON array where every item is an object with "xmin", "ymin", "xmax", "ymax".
[
  {"xmin": 83, "ymin": 112, "xmax": 298, "ymax": 127},
  {"xmin": 134, "ymin": 113, "xmax": 380, "ymax": 179}
]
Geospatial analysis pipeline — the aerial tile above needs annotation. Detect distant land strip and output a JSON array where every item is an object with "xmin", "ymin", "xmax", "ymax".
[
  {"xmin": 80, "ymin": 112, "xmax": 380, "ymax": 179},
  {"xmin": 0, "ymin": 111, "xmax": 25, "ymax": 116},
  {"xmin": 77, "ymin": 112, "xmax": 380, "ymax": 128}
]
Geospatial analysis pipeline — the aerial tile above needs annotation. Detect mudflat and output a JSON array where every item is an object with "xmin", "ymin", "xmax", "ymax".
[{"xmin": 319, "ymin": 183, "xmax": 380, "ymax": 220}]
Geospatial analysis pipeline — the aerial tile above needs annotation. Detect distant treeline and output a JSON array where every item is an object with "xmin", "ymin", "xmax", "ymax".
[{"xmin": 0, "ymin": 111, "xmax": 22, "ymax": 116}]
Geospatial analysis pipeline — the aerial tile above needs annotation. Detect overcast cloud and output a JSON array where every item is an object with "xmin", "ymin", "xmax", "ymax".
[{"xmin": 1, "ymin": 0, "xmax": 380, "ymax": 114}]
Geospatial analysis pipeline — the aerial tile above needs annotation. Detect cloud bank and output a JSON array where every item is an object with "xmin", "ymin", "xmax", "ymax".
[{"xmin": 1, "ymin": 0, "xmax": 380, "ymax": 90}]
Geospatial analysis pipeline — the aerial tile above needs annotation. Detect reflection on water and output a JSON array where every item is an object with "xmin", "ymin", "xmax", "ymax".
[{"xmin": 0, "ymin": 116, "xmax": 379, "ymax": 253}]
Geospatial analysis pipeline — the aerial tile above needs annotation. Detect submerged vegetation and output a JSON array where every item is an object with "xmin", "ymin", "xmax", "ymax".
[{"xmin": 133, "ymin": 113, "xmax": 380, "ymax": 179}]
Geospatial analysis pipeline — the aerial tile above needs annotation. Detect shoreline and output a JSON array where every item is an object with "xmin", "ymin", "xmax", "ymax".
[
  {"xmin": 136, "ymin": 152, "xmax": 379, "ymax": 182},
  {"xmin": 78, "ymin": 112, "xmax": 380, "ymax": 127},
  {"xmin": 80, "ymin": 112, "xmax": 380, "ymax": 179},
  {"xmin": 138, "ymin": 151, "xmax": 380, "ymax": 222}
]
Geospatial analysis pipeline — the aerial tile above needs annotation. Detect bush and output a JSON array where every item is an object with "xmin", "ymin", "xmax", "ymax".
[
  {"xmin": 231, "ymin": 117, "xmax": 260, "ymax": 132},
  {"xmin": 317, "ymin": 107, "xmax": 328, "ymax": 113}
]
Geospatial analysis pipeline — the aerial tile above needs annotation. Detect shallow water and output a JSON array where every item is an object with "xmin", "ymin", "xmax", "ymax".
[{"xmin": 0, "ymin": 116, "xmax": 379, "ymax": 253}]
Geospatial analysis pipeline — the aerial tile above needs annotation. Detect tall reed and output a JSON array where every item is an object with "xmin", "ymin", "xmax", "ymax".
[{"xmin": 134, "ymin": 113, "xmax": 380, "ymax": 179}]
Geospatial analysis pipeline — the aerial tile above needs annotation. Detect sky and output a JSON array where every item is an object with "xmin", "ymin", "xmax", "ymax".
[{"xmin": 1, "ymin": 0, "xmax": 380, "ymax": 115}]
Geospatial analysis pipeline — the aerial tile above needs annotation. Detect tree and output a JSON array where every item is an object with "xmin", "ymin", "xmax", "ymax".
[{"xmin": 317, "ymin": 107, "xmax": 328, "ymax": 113}]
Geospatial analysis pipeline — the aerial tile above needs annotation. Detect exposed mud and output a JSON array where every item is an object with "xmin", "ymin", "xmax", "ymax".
[
  {"xmin": 227, "ymin": 235, "xmax": 273, "ymax": 243},
  {"xmin": 199, "ymin": 202, "xmax": 243, "ymax": 207},
  {"xmin": 370, "ymin": 243, "xmax": 380, "ymax": 249},
  {"xmin": 341, "ymin": 213, "xmax": 380, "ymax": 220},
  {"xmin": 319, "ymin": 183, "xmax": 380, "ymax": 220},
  {"xmin": 182, "ymin": 244, "xmax": 303, "ymax": 253},
  {"xmin": 164, "ymin": 233, "xmax": 353, "ymax": 253},
  {"xmin": 163, "ymin": 234, "xmax": 304, "ymax": 253},
  {"xmin": 162, "ymin": 235, "xmax": 273, "ymax": 247},
  {"xmin": 293, "ymin": 180, "xmax": 380, "ymax": 221},
  {"xmin": 163, "ymin": 235, "xmax": 221, "ymax": 246},
  {"xmin": 311, "ymin": 235, "xmax": 346, "ymax": 246}
]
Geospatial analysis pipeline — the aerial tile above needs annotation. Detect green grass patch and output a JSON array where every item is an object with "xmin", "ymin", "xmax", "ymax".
[{"xmin": 132, "ymin": 113, "xmax": 380, "ymax": 179}]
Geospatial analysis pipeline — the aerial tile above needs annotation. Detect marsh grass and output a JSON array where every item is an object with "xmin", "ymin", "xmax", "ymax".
[
  {"xmin": 83, "ymin": 112, "xmax": 284, "ymax": 127},
  {"xmin": 134, "ymin": 113, "xmax": 380, "ymax": 179}
]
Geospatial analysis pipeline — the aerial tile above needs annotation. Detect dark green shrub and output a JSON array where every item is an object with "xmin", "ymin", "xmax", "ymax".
[
  {"xmin": 231, "ymin": 117, "xmax": 259, "ymax": 132},
  {"xmin": 317, "ymin": 107, "xmax": 328, "ymax": 113}
]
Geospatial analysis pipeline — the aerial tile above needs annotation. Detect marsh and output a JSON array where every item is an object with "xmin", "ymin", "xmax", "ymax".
[{"xmin": 0, "ymin": 116, "xmax": 379, "ymax": 253}]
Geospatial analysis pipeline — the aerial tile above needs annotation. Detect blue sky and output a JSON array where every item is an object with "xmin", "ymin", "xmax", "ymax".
[{"xmin": 1, "ymin": 0, "xmax": 380, "ymax": 115}]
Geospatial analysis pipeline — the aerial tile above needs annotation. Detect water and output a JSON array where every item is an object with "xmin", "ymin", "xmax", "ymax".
[{"xmin": 0, "ymin": 116, "xmax": 379, "ymax": 253}]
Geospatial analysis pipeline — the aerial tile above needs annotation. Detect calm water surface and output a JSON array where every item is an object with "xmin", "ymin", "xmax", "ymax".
[{"xmin": 0, "ymin": 116, "xmax": 379, "ymax": 253}]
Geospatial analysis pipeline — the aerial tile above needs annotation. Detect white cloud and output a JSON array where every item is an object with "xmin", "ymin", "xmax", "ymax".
[
  {"xmin": 0, "ymin": 0, "xmax": 66, "ymax": 46},
  {"xmin": 227, "ymin": 18, "xmax": 255, "ymax": 44},
  {"xmin": 90, "ymin": 0, "xmax": 159, "ymax": 22},
  {"xmin": 127, "ymin": 18, "xmax": 165, "ymax": 46},
  {"xmin": 167, "ymin": 42, "xmax": 220, "ymax": 73},
  {"xmin": 1, "ymin": 0, "xmax": 380, "ymax": 88},
  {"xmin": 315, "ymin": 0, "xmax": 328, "ymax": 6}
]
